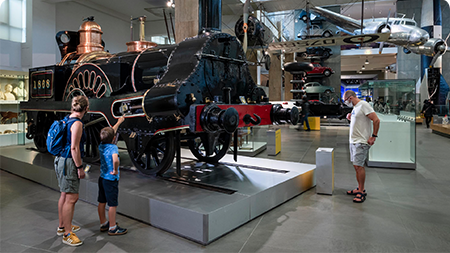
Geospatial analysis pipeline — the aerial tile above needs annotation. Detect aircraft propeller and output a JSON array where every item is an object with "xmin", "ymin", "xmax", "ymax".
[
  {"xmin": 428, "ymin": 38, "xmax": 448, "ymax": 68},
  {"xmin": 379, "ymin": 9, "xmax": 391, "ymax": 54}
]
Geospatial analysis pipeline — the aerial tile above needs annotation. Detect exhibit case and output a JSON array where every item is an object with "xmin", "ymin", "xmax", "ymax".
[
  {"xmin": 230, "ymin": 126, "xmax": 267, "ymax": 156},
  {"xmin": 0, "ymin": 70, "xmax": 30, "ymax": 147},
  {"xmin": 359, "ymin": 79, "xmax": 416, "ymax": 115},
  {"xmin": 359, "ymin": 79, "xmax": 416, "ymax": 169}
]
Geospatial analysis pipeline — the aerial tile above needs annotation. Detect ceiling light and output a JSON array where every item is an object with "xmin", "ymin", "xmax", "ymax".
[
  {"xmin": 362, "ymin": 65, "xmax": 366, "ymax": 70},
  {"xmin": 167, "ymin": 0, "xmax": 175, "ymax": 8},
  {"xmin": 365, "ymin": 58, "xmax": 369, "ymax": 65}
]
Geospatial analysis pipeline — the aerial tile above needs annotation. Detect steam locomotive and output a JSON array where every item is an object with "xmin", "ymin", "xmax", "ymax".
[{"xmin": 21, "ymin": 17, "xmax": 299, "ymax": 176}]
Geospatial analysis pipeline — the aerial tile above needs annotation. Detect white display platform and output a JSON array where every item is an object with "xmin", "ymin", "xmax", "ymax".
[{"xmin": 0, "ymin": 144, "xmax": 316, "ymax": 245}]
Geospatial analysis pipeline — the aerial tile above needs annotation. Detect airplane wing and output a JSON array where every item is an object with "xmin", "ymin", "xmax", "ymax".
[
  {"xmin": 268, "ymin": 33, "xmax": 390, "ymax": 53},
  {"xmin": 311, "ymin": 6, "xmax": 362, "ymax": 32}
]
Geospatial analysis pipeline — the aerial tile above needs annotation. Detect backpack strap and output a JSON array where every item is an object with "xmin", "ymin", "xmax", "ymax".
[{"xmin": 62, "ymin": 117, "xmax": 83, "ymax": 176}]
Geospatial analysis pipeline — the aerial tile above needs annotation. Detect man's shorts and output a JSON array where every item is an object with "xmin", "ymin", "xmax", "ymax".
[
  {"xmin": 98, "ymin": 177, "xmax": 119, "ymax": 207},
  {"xmin": 349, "ymin": 143, "xmax": 371, "ymax": 167},
  {"xmin": 54, "ymin": 156, "xmax": 80, "ymax": 193}
]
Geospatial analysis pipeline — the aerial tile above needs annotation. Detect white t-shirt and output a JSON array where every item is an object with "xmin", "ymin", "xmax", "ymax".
[{"xmin": 349, "ymin": 100, "xmax": 375, "ymax": 144}]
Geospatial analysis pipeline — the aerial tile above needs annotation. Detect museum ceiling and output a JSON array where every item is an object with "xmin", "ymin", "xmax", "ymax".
[{"xmin": 43, "ymin": 0, "xmax": 396, "ymax": 22}]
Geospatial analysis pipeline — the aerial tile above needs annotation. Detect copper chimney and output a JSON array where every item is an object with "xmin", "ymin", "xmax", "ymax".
[
  {"xmin": 126, "ymin": 16, "xmax": 157, "ymax": 52},
  {"xmin": 77, "ymin": 16, "xmax": 104, "ymax": 54}
]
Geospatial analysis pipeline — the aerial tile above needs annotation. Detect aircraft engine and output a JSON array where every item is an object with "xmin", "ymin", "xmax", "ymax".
[
  {"xmin": 408, "ymin": 38, "xmax": 446, "ymax": 57},
  {"xmin": 358, "ymin": 21, "xmax": 390, "ymax": 35}
]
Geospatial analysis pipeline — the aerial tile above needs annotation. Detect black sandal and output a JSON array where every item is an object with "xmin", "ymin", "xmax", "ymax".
[
  {"xmin": 353, "ymin": 192, "xmax": 367, "ymax": 203},
  {"xmin": 347, "ymin": 188, "xmax": 366, "ymax": 195}
]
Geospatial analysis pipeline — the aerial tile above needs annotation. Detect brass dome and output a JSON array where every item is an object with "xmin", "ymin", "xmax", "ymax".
[
  {"xmin": 77, "ymin": 18, "xmax": 104, "ymax": 54},
  {"xmin": 79, "ymin": 20, "xmax": 103, "ymax": 33}
]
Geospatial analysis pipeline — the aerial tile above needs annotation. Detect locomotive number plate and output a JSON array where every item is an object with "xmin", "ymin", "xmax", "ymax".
[{"xmin": 31, "ymin": 70, "xmax": 53, "ymax": 98}]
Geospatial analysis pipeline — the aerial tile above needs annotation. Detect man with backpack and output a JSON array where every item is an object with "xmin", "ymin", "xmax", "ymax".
[{"xmin": 51, "ymin": 96, "xmax": 89, "ymax": 246}]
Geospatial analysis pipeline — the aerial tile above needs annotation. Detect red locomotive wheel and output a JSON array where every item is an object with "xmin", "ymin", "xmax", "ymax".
[
  {"xmin": 128, "ymin": 132, "xmax": 175, "ymax": 176},
  {"xmin": 187, "ymin": 132, "xmax": 231, "ymax": 164},
  {"xmin": 33, "ymin": 112, "xmax": 55, "ymax": 153},
  {"xmin": 83, "ymin": 116, "xmax": 109, "ymax": 163}
]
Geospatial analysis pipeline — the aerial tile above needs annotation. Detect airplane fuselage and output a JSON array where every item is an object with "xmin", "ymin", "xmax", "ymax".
[{"xmin": 356, "ymin": 18, "xmax": 429, "ymax": 47}]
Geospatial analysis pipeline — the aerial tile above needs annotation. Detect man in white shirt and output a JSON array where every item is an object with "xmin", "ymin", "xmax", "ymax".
[{"xmin": 343, "ymin": 91, "xmax": 380, "ymax": 203}]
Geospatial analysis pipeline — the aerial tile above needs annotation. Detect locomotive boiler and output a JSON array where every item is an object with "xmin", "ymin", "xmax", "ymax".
[{"xmin": 21, "ymin": 17, "xmax": 299, "ymax": 176}]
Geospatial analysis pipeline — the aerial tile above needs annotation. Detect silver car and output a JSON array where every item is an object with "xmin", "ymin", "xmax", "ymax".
[
  {"xmin": 303, "ymin": 82, "xmax": 335, "ymax": 94},
  {"xmin": 298, "ymin": 25, "xmax": 335, "ymax": 40}
]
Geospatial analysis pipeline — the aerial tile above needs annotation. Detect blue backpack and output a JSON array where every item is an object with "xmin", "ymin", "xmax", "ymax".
[{"xmin": 47, "ymin": 117, "xmax": 80, "ymax": 156}]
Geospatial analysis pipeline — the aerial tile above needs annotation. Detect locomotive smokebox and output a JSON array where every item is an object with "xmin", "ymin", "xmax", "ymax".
[{"xmin": 142, "ymin": 33, "xmax": 255, "ymax": 119}]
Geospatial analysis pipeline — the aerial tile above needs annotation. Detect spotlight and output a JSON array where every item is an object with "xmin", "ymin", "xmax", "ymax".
[
  {"xmin": 167, "ymin": 1, "xmax": 172, "ymax": 7},
  {"xmin": 365, "ymin": 58, "xmax": 369, "ymax": 65},
  {"xmin": 362, "ymin": 65, "xmax": 365, "ymax": 70}
]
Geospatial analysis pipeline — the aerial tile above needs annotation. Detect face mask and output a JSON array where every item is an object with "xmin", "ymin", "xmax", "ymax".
[{"xmin": 344, "ymin": 100, "xmax": 353, "ymax": 107}]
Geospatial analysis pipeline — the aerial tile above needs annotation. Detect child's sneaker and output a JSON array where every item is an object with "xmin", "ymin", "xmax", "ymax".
[
  {"xmin": 108, "ymin": 226, "xmax": 128, "ymax": 236},
  {"xmin": 100, "ymin": 222, "xmax": 109, "ymax": 232},
  {"xmin": 56, "ymin": 225, "xmax": 80, "ymax": 236},
  {"xmin": 62, "ymin": 232, "xmax": 83, "ymax": 246},
  {"xmin": 100, "ymin": 222, "xmax": 118, "ymax": 232}
]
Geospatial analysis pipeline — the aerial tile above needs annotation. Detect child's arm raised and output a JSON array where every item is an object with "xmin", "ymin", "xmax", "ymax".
[{"xmin": 112, "ymin": 115, "xmax": 125, "ymax": 134}]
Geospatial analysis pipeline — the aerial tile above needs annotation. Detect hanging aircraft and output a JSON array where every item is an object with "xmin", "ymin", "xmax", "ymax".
[
  {"xmin": 268, "ymin": 32, "xmax": 391, "ymax": 53},
  {"xmin": 309, "ymin": 6, "xmax": 447, "ymax": 67},
  {"xmin": 265, "ymin": 5, "xmax": 391, "ymax": 54}
]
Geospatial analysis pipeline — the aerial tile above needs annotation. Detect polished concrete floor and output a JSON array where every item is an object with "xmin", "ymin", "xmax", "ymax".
[{"xmin": 1, "ymin": 125, "xmax": 450, "ymax": 252}]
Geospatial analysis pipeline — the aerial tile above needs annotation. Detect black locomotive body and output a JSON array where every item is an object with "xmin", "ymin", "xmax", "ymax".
[{"xmin": 21, "ymin": 19, "xmax": 298, "ymax": 176}]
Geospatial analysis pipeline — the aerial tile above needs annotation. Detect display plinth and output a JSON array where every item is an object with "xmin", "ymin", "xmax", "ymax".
[
  {"xmin": 368, "ymin": 113, "xmax": 416, "ymax": 169},
  {"xmin": 0, "ymin": 144, "xmax": 315, "ymax": 245}
]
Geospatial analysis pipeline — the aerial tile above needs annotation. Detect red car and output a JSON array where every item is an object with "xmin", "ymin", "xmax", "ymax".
[{"xmin": 306, "ymin": 63, "xmax": 334, "ymax": 77}]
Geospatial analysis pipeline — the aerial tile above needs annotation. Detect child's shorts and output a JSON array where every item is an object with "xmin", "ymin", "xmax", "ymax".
[{"xmin": 98, "ymin": 177, "xmax": 119, "ymax": 207}]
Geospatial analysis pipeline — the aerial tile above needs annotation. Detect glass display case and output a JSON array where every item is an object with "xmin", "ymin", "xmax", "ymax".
[
  {"xmin": 0, "ymin": 70, "xmax": 30, "ymax": 147},
  {"xmin": 359, "ymin": 79, "xmax": 416, "ymax": 116},
  {"xmin": 359, "ymin": 79, "xmax": 416, "ymax": 169},
  {"xmin": 230, "ymin": 126, "xmax": 267, "ymax": 156}
]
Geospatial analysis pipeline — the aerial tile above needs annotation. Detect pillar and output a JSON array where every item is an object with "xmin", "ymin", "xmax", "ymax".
[
  {"xmin": 175, "ymin": 0, "xmax": 199, "ymax": 43},
  {"xmin": 268, "ymin": 53, "xmax": 282, "ymax": 101},
  {"xmin": 284, "ymin": 53, "xmax": 294, "ymax": 101}
]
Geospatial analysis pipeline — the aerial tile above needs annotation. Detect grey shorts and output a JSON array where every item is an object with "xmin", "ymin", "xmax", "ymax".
[
  {"xmin": 54, "ymin": 156, "xmax": 80, "ymax": 193},
  {"xmin": 349, "ymin": 143, "xmax": 371, "ymax": 167}
]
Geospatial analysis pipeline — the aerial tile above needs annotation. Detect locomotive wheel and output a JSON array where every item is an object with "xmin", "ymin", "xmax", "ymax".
[
  {"xmin": 128, "ymin": 132, "xmax": 175, "ymax": 176},
  {"xmin": 187, "ymin": 132, "xmax": 231, "ymax": 164},
  {"xmin": 83, "ymin": 115, "xmax": 108, "ymax": 163},
  {"xmin": 34, "ymin": 112, "xmax": 55, "ymax": 153}
]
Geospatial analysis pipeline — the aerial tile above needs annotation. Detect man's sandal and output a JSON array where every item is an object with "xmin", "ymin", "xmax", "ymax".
[
  {"xmin": 353, "ymin": 192, "xmax": 367, "ymax": 203},
  {"xmin": 346, "ymin": 188, "xmax": 367, "ymax": 195}
]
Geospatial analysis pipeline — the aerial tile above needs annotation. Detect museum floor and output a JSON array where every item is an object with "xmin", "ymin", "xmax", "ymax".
[{"xmin": 1, "ymin": 125, "xmax": 449, "ymax": 252}]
